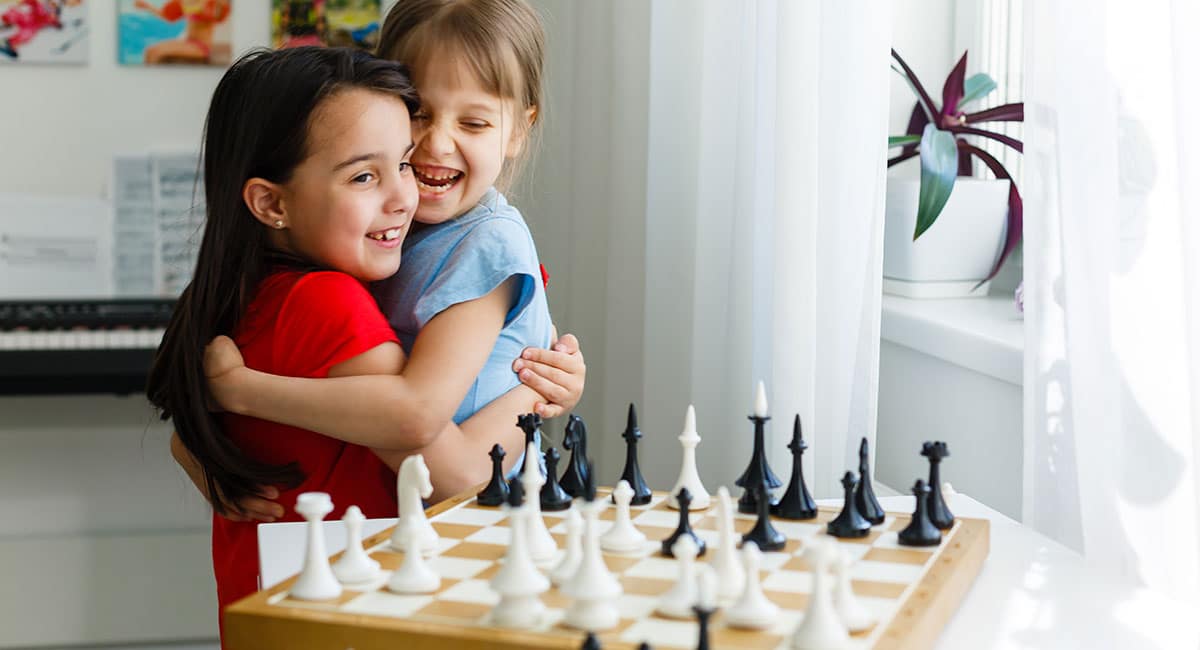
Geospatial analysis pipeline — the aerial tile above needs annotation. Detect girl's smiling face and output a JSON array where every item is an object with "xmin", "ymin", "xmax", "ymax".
[
  {"xmin": 407, "ymin": 54, "xmax": 533, "ymax": 225},
  {"xmin": 271, "ymin": 88, "xmax": 418, "ymax": 281}
]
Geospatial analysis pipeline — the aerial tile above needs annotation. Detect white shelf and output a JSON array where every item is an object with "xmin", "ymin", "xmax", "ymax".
[{"xmin": 880, "ymin": 293, "xmax": 1024, "ymax": 385}]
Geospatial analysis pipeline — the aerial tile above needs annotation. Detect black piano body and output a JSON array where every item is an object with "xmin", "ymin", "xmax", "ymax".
[{"xmin": 0, "ymin": 298, "xmax": 174, "ymax": 396}]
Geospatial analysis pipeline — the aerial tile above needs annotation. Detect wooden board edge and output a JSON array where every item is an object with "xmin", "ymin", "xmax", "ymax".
[{"xmin": 874, "ymin": 517, "xmax": 991, "ymax": 650}]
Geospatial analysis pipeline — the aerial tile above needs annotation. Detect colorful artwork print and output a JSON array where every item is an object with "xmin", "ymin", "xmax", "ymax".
[
  {"xmin": 118, "ymin": 0, "xmax": 232, "ymax": 66},
  {"xmin": 0, "ymin": 0, "xmax": 88, "ymax": 65},
  {"xmin": 272, "ymin": 0, "xmax": 381, "ymax": 52}
]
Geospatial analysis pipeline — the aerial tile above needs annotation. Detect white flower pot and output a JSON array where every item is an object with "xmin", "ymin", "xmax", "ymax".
[{"xmin": 882, "ymin": 178, "xmax": 1010, "ymax": 298}]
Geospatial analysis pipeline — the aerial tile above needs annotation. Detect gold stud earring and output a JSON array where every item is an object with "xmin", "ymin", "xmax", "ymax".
[{"xmin": 274, "ymin": 219, "xmax": 284, "ymax": 229}]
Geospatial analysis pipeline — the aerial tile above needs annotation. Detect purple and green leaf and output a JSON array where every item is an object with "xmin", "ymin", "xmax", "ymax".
[
  {"xmin": 915, "ymin": 124, "xmax": 959, "ymax": 240},
  {"xmin": 960, "ymin": 142, "xmax": 1023, "ymax": 285},
  {"xmin": 958, "ymin": 73, "xmax": 997, "ymax": 109}
]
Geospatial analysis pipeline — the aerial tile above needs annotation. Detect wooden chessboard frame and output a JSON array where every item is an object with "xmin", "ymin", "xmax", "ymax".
[{"xmin": 224, "ymin": 488, "xmax": 989, "ymax": 650}]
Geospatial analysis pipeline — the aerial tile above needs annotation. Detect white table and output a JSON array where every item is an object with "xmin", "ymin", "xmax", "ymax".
[{"xmin": 257, "ymin": 493, "xmax": 1199, "ymax": 649}]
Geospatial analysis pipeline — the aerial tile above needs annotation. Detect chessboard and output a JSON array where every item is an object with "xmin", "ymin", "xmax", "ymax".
[{"xmin": 224, "ymin": 487, "xmax": 989, "ymax": 650}]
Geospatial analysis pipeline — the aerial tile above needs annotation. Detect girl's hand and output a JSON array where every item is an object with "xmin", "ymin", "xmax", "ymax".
[
  {"xmin": 204, "ymin": 335, "xmax": 247, "ymax": 413},
  {"xmin": 513, "ymin": 333, "xmax": 585, "ymax": 418},
  {"xmin": 170, "ymin": 431, "xmax": 284, "ymax": 522}
]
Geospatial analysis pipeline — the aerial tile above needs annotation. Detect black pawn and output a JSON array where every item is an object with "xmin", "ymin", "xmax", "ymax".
[
  {"xmin": 559, "ymin": 414, "xmax": 591, "ymax": 498},
  {"xmin": 922, "ymin": 441, "xmax": 955, "ymax": 529},
  {"xmin": 662, "ymin": 486, "xmax": 706, "ymax": 557},
  {"xmin": 693, "ymin": 604, "xmax": 714, "ymax": 650},
  {"xmin": 898, "ymin": 479, "xmax": 942, "ymax": 546},
  {"xmin": 854, "ymin": 437, "xmax": 885, "ymax": 525},
  {"xmin": 580, "ymin": 631, "xmax": 601, "ymax": 650},
  {"xmin": 826, "ymin": 471, "xmax": 871, "ymax": 538},
  {"xmin": 772, "ymin": 415, "xmax": 817, "ymax": 520},
  {"xmin": 742, "ymin": 482, "xmax": 786, "ymax": 551},
  {"xmin": 618, "ymin": 404, "xmax": 652, "ymax": 506},
  {"xmin": 475, "ymin": 443, "xmax": 509, "ymax": 507},
  {"xmin": 506, "ymin": 472, "xmax": 525, "ymax": 509},
  {"xmin": 514, "ymin": 413, "xmax": 544, "ymax": 478},
  {"xmin": 540, "ymin": 447, "xmax": 573, "ymax": 511}
]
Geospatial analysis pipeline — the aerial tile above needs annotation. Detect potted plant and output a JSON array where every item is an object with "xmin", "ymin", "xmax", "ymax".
[{"xmin": 884, "ymin": 49, "xmax": 1024, "ymax": 298}]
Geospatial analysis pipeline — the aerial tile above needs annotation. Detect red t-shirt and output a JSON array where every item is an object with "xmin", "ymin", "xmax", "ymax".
[{"xmin": 213, "ymin": 270, "xmax": 399, "ymax": 613}]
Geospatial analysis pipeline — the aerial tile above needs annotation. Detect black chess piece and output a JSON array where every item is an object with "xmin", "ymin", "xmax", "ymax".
[
  {"xmin": 693, "ymin": 603, "xmax": 714, "ymax": 650},
  {"xmin": 742, "ymin": 482, "xmax": 786, "ymax": 551},
  {"xmin": 898, "ymin": 479, "xmax": 942, "ymax": 547},
  {"xmin": 514, "ymin": 412, "xmax": 545, "ymax": 478},
  {"xmin": 618, "ymin": 404, "xmax": 652, "ymax": 506},
  {"xmin": 735, "ymin": 408, "xmax": 782, "ymax": 514},
  {"xmin": 854, "ymin": 437, "xmax": 885, "ymax": 525},
  {"xmin": 559, "ymin": 414, "xmax": 591, "ymax": 498},
  {"xmin": 826, "ymin": 471, "xmax": 871, "ymax": 538},
  {"xmin": 506, "ymin": 471, "xmax": 525, "ymax": 508},
  {"xmin": 922, "ymin": 441, "xmax": 955, "ymax": 529},
  {"xmin": 582, "ymin": 458, "xmax": 598, "ymax": 502},
  {"xmin": 662, "ymin": 486, "xmax": 707, "ymax": 557},
  {"xmin": 772, "ymin": 414, "xmax": 818, "ymax": 520},
  {"xmin": 475, "ymin": 443, "xmax": 509, "ymax": 507},
  {"xmin": 580, "ymin": 631, "xmax": 601, "ymax": 650},
  {"xmin": 637, "ymin": 644, "xmax": 652, "ymax": 650},
  {"xmin": 540, "ymin": 447, "xmax": 573, "ymax": 511}
]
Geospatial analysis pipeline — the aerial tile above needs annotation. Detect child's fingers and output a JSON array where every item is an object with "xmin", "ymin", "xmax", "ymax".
[
  {"xmin": 518, "ymin": 346, "xmax": 583, "ymax": 373},
  {"xmin": 536, "ymin": 402, "xmax": 566, "ymax": 419},
  {"xmin": 236, "ymin": 495, "xmax": 284, "ymax": 522},
  {"xmin": 552, "ymin": 333, "xmax": 581, "ymax": 355},
  {"xmin": 517, "ymin": 364, "xmax": 572, "ymax": 405}
]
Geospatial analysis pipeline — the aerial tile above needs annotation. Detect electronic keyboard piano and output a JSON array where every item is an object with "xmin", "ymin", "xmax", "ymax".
[{"xmin": 0, "ymin": 299, "xmax": 174, "ymax": 395}]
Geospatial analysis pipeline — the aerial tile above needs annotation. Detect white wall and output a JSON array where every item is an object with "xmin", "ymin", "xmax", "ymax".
[{"xmin": 888, "ymin": 0, "xmax": 957, "ymax": 175}]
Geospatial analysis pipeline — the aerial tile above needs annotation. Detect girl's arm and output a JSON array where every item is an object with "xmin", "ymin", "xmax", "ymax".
[{"xmin": 208, "ymin": 277, "xmax": 526, "ymax": 449}]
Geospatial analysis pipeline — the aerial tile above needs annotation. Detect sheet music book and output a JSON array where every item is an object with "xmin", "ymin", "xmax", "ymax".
[{"xmin": 0, "ymin": 194, "xmax": 112, "ymax": 299}]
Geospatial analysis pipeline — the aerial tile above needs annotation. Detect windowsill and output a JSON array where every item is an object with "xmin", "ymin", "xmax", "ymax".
[{"xmin": 880, "ymin": 293, "xmax": 1024, "ymax": 385}]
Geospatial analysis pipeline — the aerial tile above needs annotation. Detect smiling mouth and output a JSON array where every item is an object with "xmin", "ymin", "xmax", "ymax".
[
  {"xmin": 366, "ymin": 227, "xmax": 404, "ymax": 241},
  {"xmin": 414, "ymin": 167, "xmax": 463, "ymax": 195}
]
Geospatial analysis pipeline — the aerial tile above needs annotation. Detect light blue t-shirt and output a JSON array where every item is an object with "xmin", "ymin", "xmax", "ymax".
[{"xmin": 370, "ymin": 188, "xmax": 554, "ymax": 429}]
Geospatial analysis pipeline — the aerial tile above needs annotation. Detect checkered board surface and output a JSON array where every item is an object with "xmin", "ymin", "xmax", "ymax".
[{"xmin": 225, "ymin": 488, "xmax": 989, "ymax": 650}]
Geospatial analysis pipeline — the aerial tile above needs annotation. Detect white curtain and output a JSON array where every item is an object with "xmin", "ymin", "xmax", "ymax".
[
  {"xmin": 1024, "ymin": 0, "xmax": 1200, "ymax": 605},
  {"xmin": 636, "ymin": 0, "xmax": 892, "ymax": 497}
]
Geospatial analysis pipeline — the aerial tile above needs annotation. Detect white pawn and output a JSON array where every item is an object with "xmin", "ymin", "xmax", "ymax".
[
  {"xmin": 601, "ymin": 480, "xmax": 647, "ymax": 553},
  {"xmin": 387, "ymin": 522, "xmax": 440, "ymax": 594},
  {"xmin": 290, "ymin": 492, "xmax": 342, "ymax": 601},
  {"xmin": 725, "ymin": 541, "xmax": 780, "ymax": 629},
  {"xmin": 655, "ymin": 535, "xmax": 701, "ymax": 619},
  {"xmin": 791, "ymin": 538, "xmax": 852, "ymax": 649},
  {"xmin": 332, "ymin": 505, "xmax": 381, "ymax": 584},
  {"xmin": 390, "ymin": 455, "xmax": 439, "ymax": 556},
  {"xmin": 712, "ymin": 486, "xmax": 745, "ymax": 603},
  {"xmin": 833, "ymin": 549, "xmax": 875, "ymax": 633},
  {"xmin": 668, "ymin": 405, "xmax": 710, "ymax": 510},
  {"xmin": 562, "ymin": 497, "xmax": 622, "ymax": 631},
  {"xmin": 521, "ymin": 442, "xmax": 557, "ymax": 566},
  {"xmin": 490, "ymin": 484, "xmax": 549, "ymax": 628},
  {"xmin": 551, "ymin": 506, "xmax": 584, "ymax": 587}
]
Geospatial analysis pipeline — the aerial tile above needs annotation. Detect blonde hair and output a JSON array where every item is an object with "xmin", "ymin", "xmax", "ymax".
[{"xmin": 377, "ymin": 0, "xmax": 545, "ymax": 193}]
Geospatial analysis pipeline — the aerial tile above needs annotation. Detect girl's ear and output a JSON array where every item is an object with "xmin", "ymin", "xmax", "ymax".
[
  {"xmin": 242, "ymin": 178, "xmax": 287, "ymax": 228},
  {"xmin": 505, "ymin": 106, "xmax": 538, "ymax": 159}
]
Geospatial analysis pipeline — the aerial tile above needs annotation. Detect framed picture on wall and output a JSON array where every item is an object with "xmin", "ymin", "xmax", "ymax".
[
  {"xmin": 117, "ymin": 0, "xmax": 231, "ymax": 66},
  {"xmin": 0, "ymin": 0, "xmax": 89, "ymax": 65},
  {"xmin": 272, "ymin": 0, "xmax": 380, "ymax": 52}
]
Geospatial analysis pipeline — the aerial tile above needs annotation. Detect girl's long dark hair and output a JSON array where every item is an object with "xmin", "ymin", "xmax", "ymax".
[{"xmin": 147, "ymin": 47, "xmax": 420, "ymax": 513}]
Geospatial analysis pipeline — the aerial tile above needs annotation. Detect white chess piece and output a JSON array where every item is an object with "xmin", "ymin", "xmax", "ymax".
[
  {"xmin": 521, "ymin": 442, "xmax": 557, "ymax": 566},
  {"xmin": 600, "ymin": 480, "xmax": 647, "ymax": 553},
  {"xmin": 833, "ymin": 549, "xmax": 875, "ymax": 633},
  {"xmin": 712, "ymin": 486, "xmax": 745, "ymax": 603},
  {"xmin": 489, "ymin": 486, "xmax": 549, "ymax": 628},
  {"xmin": 551, "ymin": 506, "xmax": 584, "ymax": 587},
  {"xmin": 668, "ymin": 405, "xmax": 711, "ymax": 510},
  {"xmin": 290, "ymin": 492, "xmax": 342, "ymax": 601},
  {"xmin": 332, "ymin": 505, "xmax": 381, "ymax": 584},
  {"xmin": 389, "ymin": 455, "xmax": 439, "ymax": 556},
  {"xmin": 724, "ymin": 540, "xmax": 780, "ymax": 629},
  {"xmin": 791, "ymin": 538, "xmax": 852, "ymax": 649},
  {"xmin": 655, "ymin": 535, "xmax": 701, "ymax": 619},
  {"xmin": 562, "ymin": 497, "xmax": 623, "ymax": 631},
  {"xmin": 386, "ymin": 522, "xmax": 440, "ymax": 594}
]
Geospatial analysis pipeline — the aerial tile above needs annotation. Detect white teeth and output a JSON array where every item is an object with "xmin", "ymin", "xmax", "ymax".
[
  {"xmin": 417, "ymin": 179, "xmax": 453, "ymax": 194},
  {"xmin": 384, "ymin": 228, "xmax": 401, "ymax": 240}
]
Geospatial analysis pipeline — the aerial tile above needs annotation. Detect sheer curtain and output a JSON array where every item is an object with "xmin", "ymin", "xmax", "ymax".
[
  {"xmin": 1024, "ymin": 0, "xmax": 1200, "ymax": 609},
  {"xmin": 636, "ymin": 0, "xmax": 892, "ymax": 497}
]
